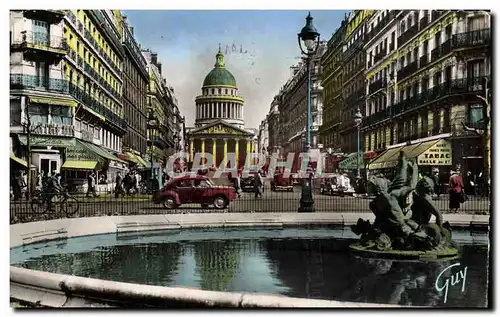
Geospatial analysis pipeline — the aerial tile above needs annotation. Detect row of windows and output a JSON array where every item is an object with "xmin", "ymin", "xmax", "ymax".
[
  {"xmin": 64, "ymin": 28, "xmax": 122, "ymax": 97},
  {"xmin": 202, "ymin": 88, "xmax": 238, "ymax": 96},
  {"xmin": 65, "ymin": 64, "xmax": 123, "ymax": 118},
  {"xmin": 123, "ymin": 128, "xmax": 147, "ymax": 154},
  {"xmin": 75, "ymin": 10, "xmax": 121, "ymax": 70}
]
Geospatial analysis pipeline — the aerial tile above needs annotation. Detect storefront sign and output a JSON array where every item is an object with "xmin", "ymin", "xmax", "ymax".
[
  {"xmin": 66, "ymin": 146, "xmax": 98, "ymax": 161},
  {"xmin": 417, "ymin": 139, "xmax": 452, "ymax": 166},
  {"xmin": 339, "ymin": 152, "xmax": 365, "ymax": 170}
]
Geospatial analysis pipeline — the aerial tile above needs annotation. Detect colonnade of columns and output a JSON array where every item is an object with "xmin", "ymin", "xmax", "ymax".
[
  {"xmin": 188, "ymin": 137, "xmax": 257, "ymax": 167},
  {"xmin": 196, "ymin": 102, "xmax": 244, "ymax": 120}
]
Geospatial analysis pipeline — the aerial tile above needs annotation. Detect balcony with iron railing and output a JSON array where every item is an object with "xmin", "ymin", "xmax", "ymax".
[
  {"xmin": 68, "ymin": 83, "xmax": 127, "ymax": 131},
  {"xmin": 452, "ymin": 28, "xmax": 491, "ymax": 49},
  {"xmin": 83, "ymin": 61, "xmax": 121, "ymax": 102},
  {"xmin": 65, "ymin": 10, "xmax": 122, "ymax": 77},
  {"xmin": 431, "ymin": 40, "xmax": 451, "ymax": 62},
  {"xmin": 12, "ymin": 31, "xmax": 67, "ymax": 56},
  {"xmin": 398, "ymin": 23, "xmax": 419, "ymax": 47},
  {"xmin": 397, "ymin": 60, "xmax": 418, "ymax": 80},
  {"xmin": 368, "ymin": 78, "xmax": 386, "ymax": 95},
  {"xmin": 10, "ymin": 74, "xmax": 69, "ymax": 94},
  {"xmin": 33, "ymin": 124, "xmax": 75, "ymax": 137},
  {"xmin": 365, "ymin": 76, "xmax": 489, "ymax": 127},
  {"xmin": 392, "ymin": 76, "xmax": 489, "ymax": 116}
]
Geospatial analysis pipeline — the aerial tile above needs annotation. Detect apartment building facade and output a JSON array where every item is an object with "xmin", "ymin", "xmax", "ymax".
[
  {"xmin": 319, "ymin": 19, "xmax": 347, "ymax": 150},
  {"xmin": 10, "ymin": 10, "xmax": 71, "ymax": 176},
  {"xmin": 258, "ymin": 116, "xmax": 269, "ymax": 156},
  {"xmin": 279, "ymin": 42, "xmax": 327, "ymax": 156},
  {"xmin": 121, "ymin": 16, "xmax": 149, "ymax": 161},
  {"xmin": 363, "ymin": 10, "xmax": 491, "ymax": 177},
  {"xmin": 142, "ymin": 50, "xmax": 176, "ymax": 166},
  {"xmin": 267, "ymin": 95, "xmax": 281, "ymax": 156},
  {"xmin": 339, "ymin": 10, "xmax": 373, "ymax": 154}
]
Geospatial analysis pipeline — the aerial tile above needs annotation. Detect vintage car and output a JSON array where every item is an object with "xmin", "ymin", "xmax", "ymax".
[
  {"xmin": 153, "ymin": 175, "xmax": 238, "ymax": 209},
  {"xmin": 240, "ymin": 170, "xmax": 259, "ymax": 192},
  {"xmin": 320, "ymin": 174, "xmax": 355, "ymax": 196},
  {"xmin": 270, "ymin": 168, "xmax": 293, "ymax": 192}
]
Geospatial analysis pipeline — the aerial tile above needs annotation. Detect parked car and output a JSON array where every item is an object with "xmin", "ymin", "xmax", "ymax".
[
  {"xmin": 152, "ymin": 175, "xmax": 238, "ymax": 209},
  {"xmin": 270, "ymin": 169, "xmax": 293, "ymax": 192},
  {"xmin": 240, "ymin": 170, "xmax": 259, "ymax": 192},
  {"xmin": 320, "ymin": 174, "xmax": 355, "ymax": 196}
]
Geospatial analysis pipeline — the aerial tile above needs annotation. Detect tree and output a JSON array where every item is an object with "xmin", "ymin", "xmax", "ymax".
[{"xmin": 462, "ymin": 76, "xmax": 491, "ymax": 198}]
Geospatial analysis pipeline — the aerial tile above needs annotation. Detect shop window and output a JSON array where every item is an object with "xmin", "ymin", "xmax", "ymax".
[{"xmin": 29, "ymin": 105, "xmax": 49, "ymax": 124}]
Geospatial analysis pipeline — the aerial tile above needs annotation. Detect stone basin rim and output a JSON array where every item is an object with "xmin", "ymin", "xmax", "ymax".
[{"xmin": 10, "ymin": 213, "xmax": 488, "ymax": 308}]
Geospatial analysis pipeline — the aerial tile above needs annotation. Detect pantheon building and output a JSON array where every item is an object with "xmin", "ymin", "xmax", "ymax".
[{"xmin": 187, "ymin": 48, "xmax": 257, "ymax": 168}]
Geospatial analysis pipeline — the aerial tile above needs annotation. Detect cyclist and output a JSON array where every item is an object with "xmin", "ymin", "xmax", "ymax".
[{"xmin": 45, "ymin": 172, "xmax": 63, "ymax": 211}]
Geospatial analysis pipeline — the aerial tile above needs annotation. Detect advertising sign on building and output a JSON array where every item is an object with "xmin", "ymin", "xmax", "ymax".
[{"xmin": 417, "ymin": 139, "xmax": 452, "ymax": 166}]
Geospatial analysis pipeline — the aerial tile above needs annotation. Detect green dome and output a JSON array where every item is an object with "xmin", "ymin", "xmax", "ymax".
[{"xmin": 202, "ymin": 50, "xmax": 237, "ymax": 88}]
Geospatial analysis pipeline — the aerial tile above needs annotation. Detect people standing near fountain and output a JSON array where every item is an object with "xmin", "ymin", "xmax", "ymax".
[
  {"xmin": 448, "ymin": 170, "xmax": 465, "ymax": 213},
  {"xmin": 114, "ymin": 172, "xmax": 124, "ymax": 198}
]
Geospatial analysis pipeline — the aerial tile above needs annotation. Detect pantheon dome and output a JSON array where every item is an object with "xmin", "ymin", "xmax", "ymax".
[{"xmin": 194, "ymin": 48, "xmax": 245, "ymax": 129}]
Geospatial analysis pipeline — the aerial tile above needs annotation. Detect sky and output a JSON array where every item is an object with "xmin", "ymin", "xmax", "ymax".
[{"xmin": 124, "ymin": 10, "xmax": 349, "ymax": 129}]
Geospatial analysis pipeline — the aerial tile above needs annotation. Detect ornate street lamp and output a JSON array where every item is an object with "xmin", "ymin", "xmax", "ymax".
[
  {"xmin": 353, "ymin": 108, "xmax": 363, "ymax": 179},
  {"xmin": 297, "ymin": 12, "xmax": 320, "ymax": 213},
  {"xmin": 147, "ymin": 110, "xmax": 157, "ymax": 184}
]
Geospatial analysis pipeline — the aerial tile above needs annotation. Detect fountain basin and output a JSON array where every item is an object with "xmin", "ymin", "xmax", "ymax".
[{"xmin": 10, "ymin": 213, "xmax": 489, "ymax": 308}]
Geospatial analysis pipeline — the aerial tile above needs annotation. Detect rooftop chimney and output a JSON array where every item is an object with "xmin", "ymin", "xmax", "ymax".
[
  {"xmin": 157, "ymin": 62, "xmax": 162, "ymax": 75},
  {"xmin": 151, "ymin": 53, "xmax": 158, "ymax": 66},
  {"xmin": 129, "ymin": 26, "xmax": 134, "ymax": 35}
]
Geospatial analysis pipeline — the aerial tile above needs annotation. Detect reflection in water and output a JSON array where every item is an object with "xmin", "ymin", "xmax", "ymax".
[
  {"xmin": 11, "ymin": 228, "xmax": 489, "ymax": 307},
  {"xmin": 17, "ymin": 243, "xmax": 182, "ymax": 286},
  {"xmin": 193, "ymin": 240, "xmax": 241, "ymax": 291}
]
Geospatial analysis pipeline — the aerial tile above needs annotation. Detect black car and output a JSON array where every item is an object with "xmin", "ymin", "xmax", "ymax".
[{"xmin": 240, "ymin": 172, "xmax": 259, "ymax": 192}]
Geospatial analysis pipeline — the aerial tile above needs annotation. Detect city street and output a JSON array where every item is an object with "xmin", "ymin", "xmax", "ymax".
[{"xmin": 11, "ymin": 184, "xmax": 490, "ymax": 222}]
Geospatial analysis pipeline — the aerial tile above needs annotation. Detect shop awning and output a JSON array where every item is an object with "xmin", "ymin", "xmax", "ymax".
[
  {"xmin": 339, "ymin": 152, "xmax": 365, "ymax": 170},
  {"xmin": 18, "ymin": 135, "xmax": 76, "ymax": 147},
  {"xmin": 368, "ymin": 139, "xmax": 452, "ymax": 170},
  {"xmin": 62, "ymin": 160, "xmax": 98, "ymax": 170},
  {"xmin": 126, "ymin": 152, "xmax": 147, "ymax": 167},
  {"xmin": 10, "ymin": 155, "xmax": 36, "ymax": 168},
  {"xmin": 29, "ymin": 96, "xmax": 77, "ymax": 107},
  {"xmin": 77, "ymin": 140, "xmax": 127, "ymax": 164}
]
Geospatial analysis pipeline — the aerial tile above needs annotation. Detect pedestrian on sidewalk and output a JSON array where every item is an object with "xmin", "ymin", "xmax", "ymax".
[
  {"xmin": 86, "ymin": 171, "xmax": 98, "ymax": 198},
  {"xmin": 449, "ymin": 170, "xmax": 465, "ymax": 213},
  {"xmin": 253, "ymin": 171, "xmax": 263, "ymax": 198},
  {"xmin": 114, "ymin": 172, "xmax": 124, "ymax": 198},
  {"xmin": 432, "ymin": 168, "xmax": 441, "ymax": 198}
]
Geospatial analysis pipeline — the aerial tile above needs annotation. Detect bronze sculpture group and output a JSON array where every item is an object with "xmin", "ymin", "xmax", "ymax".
[{"xmin": 351, "ymin": 151, "xmax": 457, "ymax": 257}]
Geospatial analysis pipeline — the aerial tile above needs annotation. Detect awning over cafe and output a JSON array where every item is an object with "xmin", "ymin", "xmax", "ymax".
[
  {"xmin": 126, "ymin": 152, "xmax": 148, "ymax": 167},
  {"xmin": 368, "ymin": 139, "xmax": 452, "ymax": 170},
  {"xmin": 10, "ymin": 155, "xmax": 36, "ymax": 168},
  {"xmin": 18, "ymin": 135, "xmax": 76, "ymax": 147},
  {"xmin": 29, "ymin": 96, "xmax": 77, "ymax": 107},
  {"xmin": 338, "ymin": 152, "xmax": 365, "ymax": 170},
  {"xmin": 62, "ymin": 160, "xmax": 98, "ymax": 170},
  {"xmin": 63, "ymin": 139, "xmax": 127, "ymax": 170}
]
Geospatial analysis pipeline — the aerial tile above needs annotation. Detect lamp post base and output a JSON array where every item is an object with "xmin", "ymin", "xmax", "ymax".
[{"xmin": 298, "ymin": 174, "xmax": 315, "ymax": 213}]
